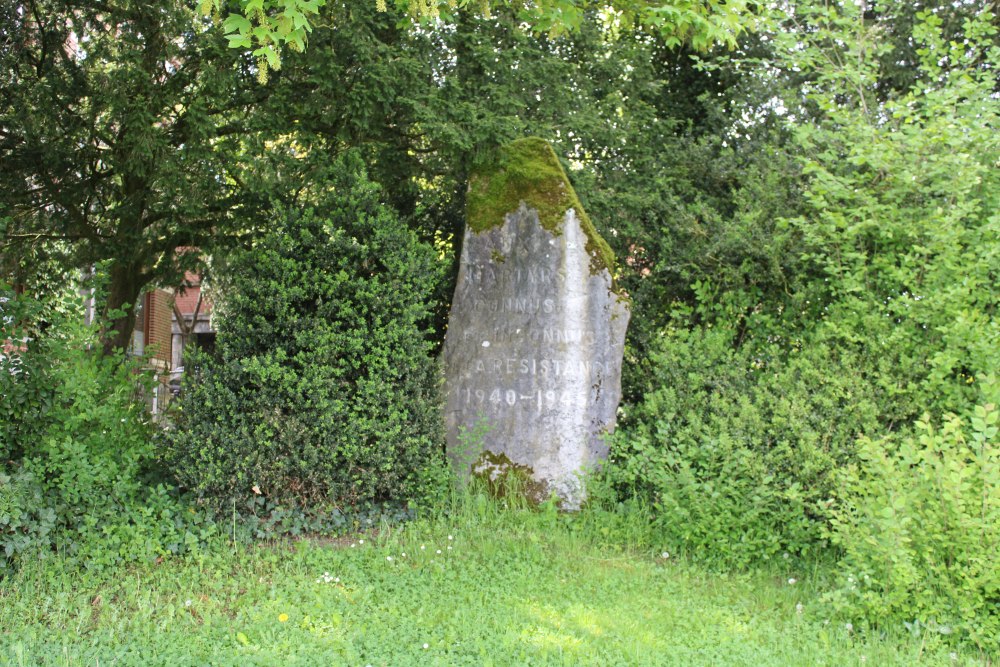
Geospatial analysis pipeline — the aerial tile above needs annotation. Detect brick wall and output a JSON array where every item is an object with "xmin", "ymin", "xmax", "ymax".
[{"xmin": 145, "ymin": 289, "xmax": 174, "ymax": 370}]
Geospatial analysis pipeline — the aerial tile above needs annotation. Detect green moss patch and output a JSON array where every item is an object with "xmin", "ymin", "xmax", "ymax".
[
  {"xmin": 466, "ymin": 137, "xmax": 616, "ymax": 276},
  {"xmin": 471, "ymin": 450, "xmax": 549, "ymax": 506}
]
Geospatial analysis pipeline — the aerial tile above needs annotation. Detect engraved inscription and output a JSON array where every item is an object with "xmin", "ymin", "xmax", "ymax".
[
  {"xmin": 454, "ymin": 252, "xmax": 601, "ymax": 414},
  {"xmin": 471, "ymin": 297, "xmax": 561, "ymax": 315},
  {"xmin": 461, "ymin": 328, "xmax": 597, "ymax": 345},
  {"xmin": 453, "ymin": 386, "xmax": 589, "ymax": 414},
  {"xmin": 461, "ymin": 264, "xmax": 564, "ymax": 288},
  {"xmin": 470, "ymin": 358, "xmax": 607, "ymax": 378}
]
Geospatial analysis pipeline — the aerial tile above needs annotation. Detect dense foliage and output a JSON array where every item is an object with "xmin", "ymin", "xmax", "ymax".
[
  {"xmin": 829, "ymin": 399, "xmax": 1000, "ymax": 648},
  {"xmin": 164, "ymin": 156, "xmax": 448, "ymax": 509},
  {"xmin": 0, "ymin": 0, "xmax": 261, "ymax": 353},
  {"xmin": 604, "ymin": 329, "xmax": 880, "ymax": 567},
  {"xmin": 1, "ymin": 285, "xmax": 214, "ymax": 572},
  {"xmin": 597, "ymin": 2, "xmax": 999, "ymax": 645},
  {"xmin": 208, "ymin": 0, "xmax": 756, "ymax": 81}
]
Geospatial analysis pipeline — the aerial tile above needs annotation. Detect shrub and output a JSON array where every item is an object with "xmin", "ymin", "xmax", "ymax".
[
  {"xmin": 0, "ymin": 470, "xmax": 56, "ymax": 573},
  {"xmin": 599, "ymin": 7, "xmax": 1000, "ymax": 580},
  {"xmin": 602, "ymin": 323, "xmax": 880, "ymax": 567},
  {"xmin": 827, "ymin": 391, "xmax": 1000, "ymax": 649},
  {"xmin": 1, "ymin": 286, "xmax": 55, "ymax": 462},
  {"xmin": 164, "ymin": 154, "xmax": 448, "ymax": 510},
  {"xmin": 1, "ymin": 285, "xmax": 215, "ymax": 572}
]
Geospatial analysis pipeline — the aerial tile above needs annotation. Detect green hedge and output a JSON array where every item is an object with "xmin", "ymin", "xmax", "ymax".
[{"xmin": 164, "ymin": 155, "xmax": 448, "ymax": 509}]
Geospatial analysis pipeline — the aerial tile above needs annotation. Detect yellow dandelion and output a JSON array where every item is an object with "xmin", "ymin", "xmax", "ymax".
[{"xmin": 278, "ymin": 613, "xmax": 289, "ymax": 623}]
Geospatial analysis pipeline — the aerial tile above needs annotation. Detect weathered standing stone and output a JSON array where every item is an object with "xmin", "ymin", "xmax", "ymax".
[{"xmin": 443, "ymin": 138, "xmax": 630, "ymax": 508}]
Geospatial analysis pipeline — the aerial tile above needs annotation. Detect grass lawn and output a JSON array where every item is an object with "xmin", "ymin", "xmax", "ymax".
[{"xmin": 1, "ymin": 496, "xmax": 994, "ymax": 666}]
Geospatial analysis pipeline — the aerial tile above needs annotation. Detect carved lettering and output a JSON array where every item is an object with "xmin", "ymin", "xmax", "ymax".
[
  {"xmin": 461, "ymin": 264, "xmax": 564, "ymax": 288},
  {"xmin": 455, "ymin": 384, "xmax": 590, "ymax": 413},
  {"xmin": 469, "ymin": 357, "xmax": 605, "ymax": 379}
]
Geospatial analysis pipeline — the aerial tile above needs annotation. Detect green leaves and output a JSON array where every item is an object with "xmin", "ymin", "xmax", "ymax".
[
  {"xmin": 215, "ymin": 0, "xmax": 326, "ymax": 80},
  {"xmin": 165, "ymin": 156, "xmax": 447, "ymax": 510},
  {"xmin": 222, "ymin": 14, "xmax": 253, "ymax": 48},
  {"xmin": 1, "ymin": 283, "xmax": 213, "ymax": 573},
  {"xmin": 770, "ymin": 0, "xmax": 1000, "ymax": 420},
  {"xmin": 971, "ymin": 401, "xmax": 999, "ymax": 443},
  {"xmin": 638, "ymin": 0, "xmax": 752, "ymax": 51},
  {"xmin": 831, "ymin": 399, "xmax": 1000, "ymax": 648},
  {"xmin": 208, "ymin": 0, "xmax": 756, "ymax": 79}
]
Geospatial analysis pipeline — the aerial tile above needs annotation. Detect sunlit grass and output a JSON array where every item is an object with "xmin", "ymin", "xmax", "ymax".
[{"xmin": 0, "ymin": 490, "xmax": 994, "ymax": 666}]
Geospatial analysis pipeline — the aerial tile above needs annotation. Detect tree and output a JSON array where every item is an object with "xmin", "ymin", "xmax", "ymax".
[
  {"xmin": 206, "ymin": 0, "xmax": 757, "ymax": 81},
  {"xmin": 1, "ymin": 0, "xmax": 264, "ymax": 353},
  {"xmin": 770, "ymin": 2, "xmax": 1000, "ymax": 418},
  {"xmin": 1, "ymin": 0, "xmax": 760, "ymax": 357}
]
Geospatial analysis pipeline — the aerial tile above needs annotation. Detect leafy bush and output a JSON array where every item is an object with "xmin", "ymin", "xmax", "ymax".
[
  {"xmin": 0, "ymin": 470, "xmax": 56, "ymax": 572},
  {"xmin": 164, "ymin": 154, "xmax": 448, "ymax": 510},
  {"xmin": 600, "ymin": 6, "xmax": 999, "ymax": 580},
  {"xmin": 602, "ymin": 323, "xmax": 880, "ymax": 567},
  {"xmin": 1, "ymin": 285, "xmax": 215, "ymax": 571},
  {"xmin": 827, "ymin": 393, "xmax": 1000, "ymax": 649},
  {"xmin": 1, "ymin": 287, "xmax": 55, "ymax": 462},
  {"xmin": 772, "ymin": 4, "xmax": 1000, "ymax": 425}
]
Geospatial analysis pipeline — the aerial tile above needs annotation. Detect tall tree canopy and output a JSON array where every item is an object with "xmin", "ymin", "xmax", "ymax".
[
  {"xmin": 1, "ymin": 0, "xmax": 755, "ymax": 354},
  {"xmin": 206, "ymin": 0, "xmax": 756, "ymax": 81},
  {"xmin": 1, "ymin": 0, "xmax": 263, "ymax": 352}
]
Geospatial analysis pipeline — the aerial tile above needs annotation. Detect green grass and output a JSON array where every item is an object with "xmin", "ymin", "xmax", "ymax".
[{"xmin": 1, "ymin": 493, "xmax": 994, "ymax": 666}]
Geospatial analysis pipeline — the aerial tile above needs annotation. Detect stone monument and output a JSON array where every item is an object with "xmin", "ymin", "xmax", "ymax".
[{"xmin": 442, "ymin": 137, "xmax": 630, "ymax": 507}]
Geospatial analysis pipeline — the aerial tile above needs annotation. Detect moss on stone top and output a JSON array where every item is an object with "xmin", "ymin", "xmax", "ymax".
[{"xmin": 466, "ymin": 137, "xmax": 616, "ymax": 276}]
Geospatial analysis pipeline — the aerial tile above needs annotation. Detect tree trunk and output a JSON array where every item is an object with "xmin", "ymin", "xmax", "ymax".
[{"xmin": 100, "ymin": 261, "xmax": 148, "ymax": 357}]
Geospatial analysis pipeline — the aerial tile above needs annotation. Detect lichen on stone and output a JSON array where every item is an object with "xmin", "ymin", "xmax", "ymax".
[{"xmin": 466, "ymin": 137, "xmax": 616, "ymax": 277}]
